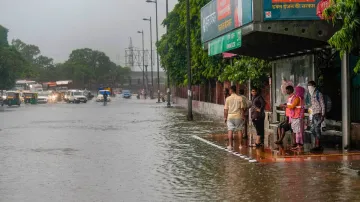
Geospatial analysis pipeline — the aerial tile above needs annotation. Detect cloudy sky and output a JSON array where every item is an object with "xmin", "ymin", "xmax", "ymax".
[{"xmin": 0, "ymin": 0, "xmax": 178, "ymax": 71}]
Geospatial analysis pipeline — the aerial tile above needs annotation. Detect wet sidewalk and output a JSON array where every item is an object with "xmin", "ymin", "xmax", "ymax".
[{"xmin": 197, "ymin": 133, "xmax": 360, "ymax": 163}]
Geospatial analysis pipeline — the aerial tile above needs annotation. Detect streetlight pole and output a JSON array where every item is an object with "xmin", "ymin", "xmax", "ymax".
[
  {"xmin": 146, "ymin": 0, "xmax": 160, "ymax": 103},
  {"xmin": 143, "ymin": 17, "xmax": 154, "ymax": 99},
  {"xmin": 138, "ymin": 30, "xmax": 145, "ymax": 94},
  {"xmin": 186, "ymin": 0, "xmax": 193, "ymax": 120},
  {"xmin": 166, "ymin": 0, "xmax": 171, "ymax": 107}
]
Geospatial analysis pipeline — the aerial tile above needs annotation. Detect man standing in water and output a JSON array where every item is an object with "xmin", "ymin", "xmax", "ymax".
[{"xmin": 224, "ymin": 85, "xmax": 247, "ymax": 150}]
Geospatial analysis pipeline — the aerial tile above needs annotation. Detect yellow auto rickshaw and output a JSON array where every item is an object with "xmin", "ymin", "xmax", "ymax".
[
  {"xmin": 5, "ymin": 91, "xmax": 21, "ymax": 106},
  {"xmin": 23, "ymin": 92, "xmax": 38, "ymax": 104}
]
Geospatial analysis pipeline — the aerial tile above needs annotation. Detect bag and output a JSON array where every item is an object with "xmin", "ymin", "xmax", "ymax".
[{"xmin": 315, "ymin": 90, "xmax": 332, "ymax": 113}]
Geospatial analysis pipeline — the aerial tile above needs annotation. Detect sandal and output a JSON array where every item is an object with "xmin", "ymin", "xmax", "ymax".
[
  {"xmin": 255, "ymin": 143, "xmax": 263, "ymax": 148},
  {"xmin": 275, "ymin": 140, "xmax": 283, "ymax": 144}
]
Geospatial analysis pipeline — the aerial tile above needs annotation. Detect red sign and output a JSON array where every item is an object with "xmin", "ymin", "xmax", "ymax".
[
  {"xmin": 217, "ymin": 0, "xmax": 231, "ymax": 21},
  {"xmin": 316, "ymin": 0, "xmax": 330, "ymax": 19}
]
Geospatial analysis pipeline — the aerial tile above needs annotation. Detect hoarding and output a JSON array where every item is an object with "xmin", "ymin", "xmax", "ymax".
[
  {"xmin": 201, "ymin": 0, "xmax": 252, "ymax": 43},
  {"xmin": 263, "ymin": 0, "xmax": 330, "ymax": 20},
  {"xmin": 208, "ymin": 29, "xmax": 242, "ymax": 56}
]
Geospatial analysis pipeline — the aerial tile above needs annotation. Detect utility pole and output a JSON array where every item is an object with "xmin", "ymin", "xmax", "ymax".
[
  {"xmin": 146, "ymin": 0, "xmax": 160, "ymax": 103},
  {"xmin": 138, "ymin": 30, "xmax": 145, "ymax": 92},
  {"xmin": 186, "ymin": 0, "xmax": 193, "ymax": 120},
  {"xmin": 166, "ymin": 0, "xmax": 171, "ymax": 108},
  {"xmin": 143, "ymin": 17, "xmax": 154, "ymax": 98}
]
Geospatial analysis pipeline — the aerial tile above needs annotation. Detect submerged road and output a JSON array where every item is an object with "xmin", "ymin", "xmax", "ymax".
[{"xmin": 0, "ymin": 97, "xmax": 360, "ymax": 201}]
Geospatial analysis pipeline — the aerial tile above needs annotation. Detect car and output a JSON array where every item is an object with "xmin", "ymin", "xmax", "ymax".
[
  {"xmin": 37, "ymin": 92, "xmax": 49, "ymax": 104},
  {"xmin": 122, "ymin": 90, "xmax": 131, "ymax": 98},
  {"xmin": 68, "ymin": 90, "xmax": 88, "ymax": 103},
  {"xmin": 96, "ymin": 90, "xmax": 111, "ymax": 102}
]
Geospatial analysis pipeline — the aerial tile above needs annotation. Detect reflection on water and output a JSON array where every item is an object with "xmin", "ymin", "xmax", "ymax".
[{"xmin": 0, "ymin": 101, "xmax": 359, "ymax": 201}]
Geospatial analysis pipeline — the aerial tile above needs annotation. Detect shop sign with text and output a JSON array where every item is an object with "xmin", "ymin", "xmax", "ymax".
[
  {"xmin": 208, "ymin": 29, "xmax": 242, "ymax": 56},
  {"xmin": 263, "ymin": 0, "xmax": 330, "ymax": 20}
]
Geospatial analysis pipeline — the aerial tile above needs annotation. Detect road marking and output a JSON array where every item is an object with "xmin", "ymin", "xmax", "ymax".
[{"xmin": 192, "ymin": 135, "xmax": 258, "ymax": 163}]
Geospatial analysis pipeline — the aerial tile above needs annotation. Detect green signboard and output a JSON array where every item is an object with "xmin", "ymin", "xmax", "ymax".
[
  {"xmin": 208, "ymin": 29, "xmax": 241, "ymax": 56},
  {"xmin": 263, "ymin": 0, "xmax": 330, "ymax": 20},
  {"xmin": 201, "ymin": 0, "xmax": 252, "ymax": 43}
]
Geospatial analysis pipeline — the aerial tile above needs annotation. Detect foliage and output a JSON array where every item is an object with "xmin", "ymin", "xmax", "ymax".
[
  {"xmin": 218, "ymin": 56, "xmax": 271, "ymax": 87},
  {"xmin": 157, "ymin": 0, "xmax": 270, "ymax": 87},
  {"xmin": 0, "ymin": 25, "xmax": 8, "ymax": 47},
  {"xmin": 324, "ymin": 0, "xmax": 360, "ymax": 72},
  {"xmin": 0, "ymin": 27, "xmax": 28, "ymax": 89},
  {"xmin": 1, "ymin": 28, "xmax": 131, "ymax": 89}
]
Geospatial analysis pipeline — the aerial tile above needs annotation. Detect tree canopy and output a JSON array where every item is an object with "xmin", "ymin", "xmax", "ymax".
[
  {"xmin": 324, "ymin": 0, "xmax": 360, "ymax": 72},
  {"xmin": 0, "ymin": 25, "xmax": 130, "ymax": 90}
]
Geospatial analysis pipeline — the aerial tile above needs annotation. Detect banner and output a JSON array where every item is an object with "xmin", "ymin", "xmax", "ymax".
[
  {"xmin": 201, "ymin": 0, "xmax": 252, "ymax": 43},
  {"xmin": 208, "ymin": 29, "xmax": 241, "ymax": 56},
  {"xmin": 263, "ymin": 0, "xmax": 330, "ymax": 20}
]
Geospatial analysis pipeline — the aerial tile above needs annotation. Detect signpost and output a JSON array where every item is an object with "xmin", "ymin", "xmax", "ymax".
[{"xmin": 208, "ymin": 29, "xmax": 242, "ymax": 56}]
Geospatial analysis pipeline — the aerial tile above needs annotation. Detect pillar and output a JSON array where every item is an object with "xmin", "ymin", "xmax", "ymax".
[
  {"xmin": 272, "ymin": 63, "xmax": 277, "ymax": 122},
  {"xmin": 341, "ymin": 51, "xmax": 351, "ymax": 151}
]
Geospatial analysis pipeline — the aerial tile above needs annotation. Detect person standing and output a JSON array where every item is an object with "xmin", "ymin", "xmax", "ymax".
[
  {"xmin": 276, "ymin": 85, "xmax": 295, "ymax": 145},
  {"xmin": 224, "ymin": 85, "xmax": 246, "ymax": 150},
  {"xmin": 285, "ymin": 86, "xmax": 305, "ymax": 150},
  {"xmin": 308, "ymin": 81, "xmax": 325, "ymax": 152},
  {"xmin": 239, "ymin": 89, "xmax": 250, "ymax": 147},
  {"xmin": 251, "ymin": 87, "xmax": 265, "ymax": 147}
]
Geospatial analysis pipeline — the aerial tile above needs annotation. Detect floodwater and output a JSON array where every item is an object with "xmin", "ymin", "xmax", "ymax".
[{"xmin": 0, "ymin": 97, "xmax": 360, "ymax": 202}]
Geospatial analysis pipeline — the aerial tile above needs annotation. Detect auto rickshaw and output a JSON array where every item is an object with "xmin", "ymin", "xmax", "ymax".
[
  {"xmin": 5, "ymin": 91, "xmax": 21, "ymax": 106},
  {"xmin": 23, "ymin": 92, "xmax": 38, "ymax": 104}
]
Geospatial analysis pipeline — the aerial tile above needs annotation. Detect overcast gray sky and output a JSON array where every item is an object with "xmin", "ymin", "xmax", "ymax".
[{"xmin": 0, "ymin": 0, "xmax": 177, "ymax": 71}]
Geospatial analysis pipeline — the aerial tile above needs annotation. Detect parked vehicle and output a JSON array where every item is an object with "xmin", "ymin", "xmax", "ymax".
[
  {"xmin": 122, "ymin": 90, "xmax": 132, "ymax": 99},
  {"xmin": 23, "ymin": 92, "xmax": 38, "ymax": 104},
  {"xmin": 68, "ymin": 90, "xmax": 87, "ymax": 103},
  {"xmin": 5, "ymin": 91, "xmax": 21, "ymax": 106}
]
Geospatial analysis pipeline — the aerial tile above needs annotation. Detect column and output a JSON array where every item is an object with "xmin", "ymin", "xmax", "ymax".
[{"xmin": 341, "ymin": 51, "xmax": 351, "ymax": 151}]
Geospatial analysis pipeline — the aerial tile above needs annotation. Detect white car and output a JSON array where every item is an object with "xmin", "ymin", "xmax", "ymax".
[
  {"xmin": 68, "ymin": 90, "xmax": 87, "ymax": 103},
  {"xmin": 37, "ymin": 92, "xmax": 49, "ymax": 104}
]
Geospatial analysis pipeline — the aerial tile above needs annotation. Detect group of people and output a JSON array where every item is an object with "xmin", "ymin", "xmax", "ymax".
[
  {"xmin": 276, "ymin": 81, "xmax": 325, "ymax": 152},
  {"xmin": 223, "ymin": 80, "xmax": 325, "ymax": 152},
  {"xmin": 224, "ymin": 85, "xmax": 266, "ymax": 150}
]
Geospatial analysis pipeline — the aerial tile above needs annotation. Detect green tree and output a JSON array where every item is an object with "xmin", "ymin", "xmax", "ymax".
[
  {"xmin": 324, "ymin": 0, "xmax": 360, "ymax": 72},
  {"xmin": 0, "ymin": 25, "xmax": 8, "ymax": 47},
  {"xmin": 0, "ymin": 26, "xmax": 29, "ymax": 89},
  {"xmin": 218, "ymin": 56, "xmax": 271, "ymax": 87},
  {"xmin": 12, "ymin": 39, "xmax": 40, "ymax": 62}
]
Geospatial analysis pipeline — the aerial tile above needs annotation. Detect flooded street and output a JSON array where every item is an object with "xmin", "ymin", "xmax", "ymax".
[{"xmin": 1, "ymin": 98, "xmax": 360, "ymax": 201}]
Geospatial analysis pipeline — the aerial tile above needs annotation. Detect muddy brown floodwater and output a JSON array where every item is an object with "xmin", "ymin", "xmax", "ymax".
[{"xmin": 0, "ymin": 97, "xmax": 360, "ymax": 201}]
